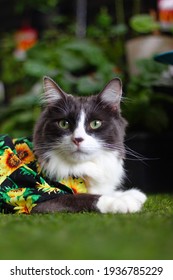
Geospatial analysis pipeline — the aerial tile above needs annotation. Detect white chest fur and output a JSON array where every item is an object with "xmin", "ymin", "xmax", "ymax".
[{"xmin": 41, "ymin": 149, "xmax": 124, "ymax": 195}]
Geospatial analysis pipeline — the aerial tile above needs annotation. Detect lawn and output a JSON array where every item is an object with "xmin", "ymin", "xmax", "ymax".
[{"xmin": 0, "ymin": 194, "xmax": 173, "ymax": 260}]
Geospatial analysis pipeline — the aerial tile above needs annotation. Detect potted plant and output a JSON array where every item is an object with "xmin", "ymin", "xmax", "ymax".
[{"xmin": 126, "ymin": 13, "xmax": 173, "ymax": 75}]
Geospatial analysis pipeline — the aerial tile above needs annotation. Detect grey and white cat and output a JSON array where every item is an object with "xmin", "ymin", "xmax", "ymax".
[{"xmin": 32, "ymin": 77, "xmax": 146, "ymax": 213}]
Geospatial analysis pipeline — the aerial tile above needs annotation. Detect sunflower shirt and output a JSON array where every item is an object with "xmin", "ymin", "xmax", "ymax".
[{"xmin": 0, "ymin": 135, "xmax": 87, "ymax": 214}]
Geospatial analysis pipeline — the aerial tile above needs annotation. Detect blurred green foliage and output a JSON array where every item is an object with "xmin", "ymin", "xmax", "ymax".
[
  {"xmin": 0, "ymin": 28, "xmax": 120, "ymax": 137},
  {"xmin": 24, "ymin": 34, "xmax": 118, "ymax": 94},
  {"xmin": 0, "ymin": 87, "xmax": 41, "ymax": 137},
  {"xmin": 0, "ymin": 6, "xmax": 173, "ymax": 137},
  {"xmin": 87, "ymin": 7, "xmax": 128, "ymax": 65},
  {"xmin": 123, "ymin": 59, "xmax": 173, "ymax": 133},
  {"xmin": 15, "ymin": 0, "xmax": 60, "ymax": 13},
  {"xmin": 130, "ymin": 14, "xmax": 160, "ymax": 34}
]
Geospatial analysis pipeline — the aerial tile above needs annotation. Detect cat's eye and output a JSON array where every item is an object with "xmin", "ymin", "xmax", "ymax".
[
  {"xmin": 90, "ymin": 120, "xmax": 102, "ymax": 130},
  {"xmin": 58, "ymin": 119, "xmax": 70, "ymax": 130}
]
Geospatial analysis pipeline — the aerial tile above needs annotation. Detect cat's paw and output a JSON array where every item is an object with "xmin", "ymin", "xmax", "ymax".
[{"xmin": 96, "ymin": 189, "xmax": 147, "ymax": 214}]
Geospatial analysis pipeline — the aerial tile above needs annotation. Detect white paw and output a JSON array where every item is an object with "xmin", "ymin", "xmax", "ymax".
[{"xmin": 96, "ymin": 189, "xmax": 147, "ymax": 214}]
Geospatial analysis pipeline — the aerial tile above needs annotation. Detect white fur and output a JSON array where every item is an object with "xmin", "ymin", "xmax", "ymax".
[
  {"xmin": 96, "ymin": 190, "xmax": 147, "ymax": 213},
  {"xmin": 43, "ymin": 149, "xmax": 124, "ymax": 195},
  {"xmin": 72, "ymin": 110, "xmax": 87, "ymax": 140},
  {"xmin": 41, "ymin": 110, "xmax": 147, "ymax": 213}
]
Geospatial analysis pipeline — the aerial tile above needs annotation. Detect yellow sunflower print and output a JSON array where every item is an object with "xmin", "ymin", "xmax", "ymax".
[
  {"xmin": 0, "ymin": 148, "xmax": 22, "ymax": 184},
  {"xmin": 59, "ymin": 177, "xmax": 87, "ymax": 193},
  {"xmin": 0, "ymin": 135, "xmax": 88, "ymax": 214},
  {"xmin": 36, "ymin": 182, "xmax": 61, "ymax": 194},
  {"xmin": 7, "ymin": 187, "xmax": 26, "ymax": 199},
  {"xmin": 15, "ymin": 143, "xmax": 36, "ymax": 164},
  {"xmin": 11, "ymin": 196, "xmax": 37, "ymax": 214}
]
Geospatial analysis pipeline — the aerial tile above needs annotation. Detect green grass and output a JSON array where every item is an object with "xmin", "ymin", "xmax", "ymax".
[{"xmin": 0, "ymin": 194, "xmax": 173, "ymax": 260}]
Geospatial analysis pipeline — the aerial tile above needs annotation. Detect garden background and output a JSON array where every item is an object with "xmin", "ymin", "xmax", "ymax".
[{"xmin": 0, "ymin": 0, "xmax": 173, "ymax": 260}]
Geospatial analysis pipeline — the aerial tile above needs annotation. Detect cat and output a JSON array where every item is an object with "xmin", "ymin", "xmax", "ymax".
[{"xmin": 32, "ymin": 76, "xmax": 147, "ymax": 214}]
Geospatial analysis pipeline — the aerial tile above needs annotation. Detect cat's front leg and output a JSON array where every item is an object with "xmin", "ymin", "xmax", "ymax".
[
  {"xmin": 31, "ymin": 194, "xmax": 101, "ymax": 213},
  {"xmin": 96, "ymin": 189, "xmax": 147, "ymax": 213},
  {"xmin": 31, "ymin": 189, "xmax": 146, "ymax": 214}
]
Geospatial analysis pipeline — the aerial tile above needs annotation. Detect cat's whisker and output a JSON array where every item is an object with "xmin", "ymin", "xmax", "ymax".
[
  {"xmin": 121, "ymin": 96, "xmax": 131, "ymax": 104},
  {"xmin": 125, "ymin": 146, "xmax": 146, "ymax": 159},
  {"xmin": 100, "ymin": 141, "xmax": 152, "ymax": 164},
  {"xmin": 35, "ymin": 140, "xmax": 151, "ymax": 164}
]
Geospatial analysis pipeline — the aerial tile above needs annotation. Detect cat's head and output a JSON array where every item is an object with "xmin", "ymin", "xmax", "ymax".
[{"xmin": 33, "ymin": 77, "xmax": 127, "ymax": 167}]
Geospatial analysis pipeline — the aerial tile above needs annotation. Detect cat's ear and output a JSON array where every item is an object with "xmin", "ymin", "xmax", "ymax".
[
  {"xmin": 99, "ymin": 78, "xmax": 122, "ymax": 109},
  {"xmin": 42, "ymin": 76, "xmax": 67, "ymax": 104}
]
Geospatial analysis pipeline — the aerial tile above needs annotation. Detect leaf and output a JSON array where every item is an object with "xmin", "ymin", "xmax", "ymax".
[
  {"xmin": 29, "ymin": 194, "xmax": 40, "ymax": 203},
  {"xmin": 0, "ymin": 140, "xmax": 5, "ymax": 148},
  {"xmin": 57, "ymin": 50, "xmax": 86, "ymax": 72},
  {"xmin": 130, "ymin": 14, "xmax": 160, "ymax": 33},
  {"xmin": 77, "ymin": 76, "xmax": 101, "ymax": 95},
  {"xmin": 20, "ymin": 166, "xmax": 37, "ymax": 178},
  {"xmin": 24, "ymin": 60, "xmax": 54, "ymax": 78}
]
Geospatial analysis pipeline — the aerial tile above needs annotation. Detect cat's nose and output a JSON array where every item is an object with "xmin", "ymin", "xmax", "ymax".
[{"xmin": 72, "ymin": 137, "xmax": 84, "ymax": 146}]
